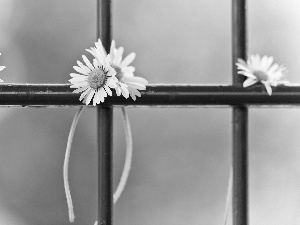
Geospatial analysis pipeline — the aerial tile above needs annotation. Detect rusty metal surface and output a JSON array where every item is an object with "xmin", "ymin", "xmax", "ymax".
[{"xmin": 0, "ymin": 84, "xmax": 299, "ymax": 106}]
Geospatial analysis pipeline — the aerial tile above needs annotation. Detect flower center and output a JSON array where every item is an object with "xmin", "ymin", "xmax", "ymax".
[
  {"xmin": 87, "ymin": 67, "xmax": 107, "ymax": 89},
  {"xmin": 253, "ymin": 70, "xmax": 269, "ymax": 81},
  {"xmin": 113, "ymin": 66, "xmax": 124, "ymax": 80}
]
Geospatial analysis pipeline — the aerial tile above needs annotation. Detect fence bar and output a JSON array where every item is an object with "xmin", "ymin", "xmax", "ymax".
[
  {"xmin": 97, "ymin": 106, "xmax": 113, "ymax": 224},
  {"xmin": 232, "ymin": 1, "xmax": 248, "ymax": 225},
  {"xmin": 97, "ymin": 0, "xmax": 113, "ymax": 224},
  {"xmin": 0, "ymin": 84, "xmax": 300, "ymax": 106}
]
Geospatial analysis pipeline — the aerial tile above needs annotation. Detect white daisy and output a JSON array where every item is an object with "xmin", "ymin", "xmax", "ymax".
[
  {"xmin": 236, "ymin": 54, "xmax": 287, "ymax": 95},
  {"xmin": 0, "ymin": 53, "xmax": 5, "ymax": 82},
  {"xmin": 87, "ymin": 39, "xmax": 148, "ymax": 100},
  {"xmin": 69, "ymin": 50, "xmax": 118, "ymax": 105}
]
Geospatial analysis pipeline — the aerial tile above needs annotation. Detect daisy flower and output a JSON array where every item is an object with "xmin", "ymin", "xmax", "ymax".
[
  {"xmin": 87, "ymin": 39, "xmax": 148, "ymax": 100},
  {"xmin": 236, "ymin": 54, "xmax": 287, "ymax": 95},
  {"xmin": 0, "ymin": 53, "xmax": 5, "ymax": 81},
  {"xmin": 69, "ymin": 51, "xmax": 118, "ymax": 105}
]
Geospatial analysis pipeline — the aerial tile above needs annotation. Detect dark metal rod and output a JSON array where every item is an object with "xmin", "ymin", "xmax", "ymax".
[
  {"xmin": 97, "ymin": 0, "xmax": 113, "ymax": 224},
  {"xmin": 232, "ymin": 0, "xmax": 247, "ymax": 85},
  {"xmin": 97, "ymin": 106, "xmax": 113, "ymax": 225},
  {"xmin": 232, "ymin": 106, "xmax": 248, "ymax": 225},
  {"xmin": 97, "ymin": 0, "xmax": 112, "ymax": 52},
  {"xmin": 232, "ymin": 0, "xmax": 248, "ymax": 225},
  {"xmin": 0, "ymin": 84, "xmax": 300, "ymax": 106}
]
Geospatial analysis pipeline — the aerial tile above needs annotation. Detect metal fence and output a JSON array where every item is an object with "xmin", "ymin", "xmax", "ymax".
[{"xmin": 1, "ymin": 0, "xmax": 299, "ymax": 225}]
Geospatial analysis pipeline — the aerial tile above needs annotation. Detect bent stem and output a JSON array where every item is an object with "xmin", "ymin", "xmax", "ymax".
[
  {"xmin": 113, "ymin": 107, "xmax": 133, "ymax": 203},
  {"xmin": 63, "ymin": 106, "xmax": 84, "ymax": 223},
  {"xmin": 223, "ymin": 166, "xmax": 233, "ymax": 225},
  {"xmin": 66, "ymin": 106, "xmax": 132, "ymax": 225}
]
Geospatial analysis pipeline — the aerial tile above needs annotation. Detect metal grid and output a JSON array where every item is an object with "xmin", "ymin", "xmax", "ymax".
[{"xmin": 0, "ymin": 0, "xmax": 296, "ymax": 224}]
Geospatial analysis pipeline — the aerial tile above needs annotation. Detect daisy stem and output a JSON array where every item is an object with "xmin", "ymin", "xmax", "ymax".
[
  {"xmin": 63, "ymin": 106, "xmax": 84, "ymax": 223},
  {"xmin": 65, "ymin": 106, "xmax": 132, "ymax": 224},
  {"xmin": 113, "ymin": 107, "xmax": 133, "ymax": 204},
  {"xmin": 223, "ymin": 166, "xmax": 233, "ymax": 225}
]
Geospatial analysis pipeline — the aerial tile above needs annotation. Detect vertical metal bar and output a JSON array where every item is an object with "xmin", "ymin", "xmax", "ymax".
[
  {"xmin": 232, "ymin": 0, "xmax": 247, "ymax": 84},
  {"xmin": 97, "ymin": 0, "xmax": 113, "ymax": 225},
  {"xmin": 97, "ymin": 0, "xmax": 112, "ymax": 50},
  {"xmin": 98, "ymin": 106, "xmax": 113, "ymax": 224},
  {"xmin": 232, "ymin": 1, "xmax": 248, "ymax": 225}
]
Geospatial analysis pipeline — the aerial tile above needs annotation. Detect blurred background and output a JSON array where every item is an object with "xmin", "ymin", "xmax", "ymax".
[{"xmin": 0, "ymin": 0, "xmax": 300, "ymax": 224}]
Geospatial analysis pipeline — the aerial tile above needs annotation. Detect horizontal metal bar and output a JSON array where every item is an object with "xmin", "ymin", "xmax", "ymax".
[{"xmin": 0, "ymin": 83, "xmax": 300, "ymax": 106}]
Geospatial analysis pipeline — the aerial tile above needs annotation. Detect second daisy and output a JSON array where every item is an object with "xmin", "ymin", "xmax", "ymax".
[{"xmin": 236, "ymin": 54, "xmax": 287, "ymax": 95}]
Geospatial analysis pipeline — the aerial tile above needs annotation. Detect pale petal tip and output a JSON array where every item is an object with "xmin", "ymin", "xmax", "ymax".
[{"xmin": 111, "ymin": 40, "xmax": 115, "ymax": 46}]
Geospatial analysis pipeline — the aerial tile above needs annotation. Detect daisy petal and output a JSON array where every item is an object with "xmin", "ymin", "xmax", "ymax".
[
  {"xmin": 254, "ymin": 54, "xmax": 261, "ymax": 68},
  {"xmin": 73, "ymin": 86, "xmax": 90, "ymax": 93},
  {"xmin": 70, "ymin": 73, "xmax": 87, "ymax": 79},
  {"xmin": 69, "ymin": 77, "xmax": 87, "ymax": 82},
  {"xmin": 104, "ymin": 85, "xmax": 112, "ymax": 96},
  {"xmin": 262, "ymin": 81, "xmax": 273, "ymax": 96},
  {"xmin": 99, "ymin": 87, "xmax": 107, "ymax": 99},
  {"xmin": 77, "ymin": 60, "xmax": 91, "ymax": 73},
  {"xmin": 110, "ymin": 40, "xmax": 116, "ymax": 63},
  {"xmin": 93, "ymin": 59, "xmax": 100, "ymax": 68},
  {"xmin": 79, "ymin": 88, "xmax": 91, "ymax": 101},
  {"xmin": 107, "ymin": 68, "xmax": 116, "ymax": 77},
  {"xmin": 70, "ymin": 81, "xmax": 88, "ymax": 87},
  {"xmin": 114, "ymin": 47, "xmax": 124, "ymax": 65},
  {"xmin": 84, "ymin": 89, "xmax": 95, "ymax": 105},
  {"xmin": 120, "ymin": 52, "xmax": 136, "ymax": 67},
  {"xmin": 260, "ymin": 55, "xmax": 268, "ymax": 70},
  {"xmin": 0, "ymin": 66, "xmax": 5, "ymax": 71},
  {"xmin": 268, "ymin": 63, "xmax": 279, "ymax": 74},
  {"xmin": 73, "ymin": 66, "xmax": 89, "ymax": 75},
  {"xmin": 115, "ymin": 85, "xmax": 121, "ymax": 96},
  {"xmin": 106, "ymin": 78, "xmax": 117, "ymax": 88},
  {"xmin": 82, "ymin": 55, "xmax": 94, "ymax": 70},
  {"xmin": 243, "ymin": 78, "xmax": 258, "ymax": 87},
  {"xmin": 236, "ymin": 63, "xmax": 251, "ymax": 73},
  {"xmin": 237, "ymin": 58, "xmax": 247, "ymax": 66},
  {"xmin": 130, "ymin": 93, "xmax": 136, "ymax": 101},
  {"xmin": 123, "ymin": 82, "xmax": 146, "ymax": 90},
  {"xmin": 263, "ymin": 56, "xmax": 274, "ymax": 71},
  {"xmin": 122, "ymin": 66, "xmax": 135, "ymax": 73},
  {"xmin": 249, "ymin": 54, "xmax": 259, "ymax": 69},
  {"xmin": 121, "ymin": 76, "xmax": 148, "ymax": 85},
  {"xmin": 95, "ymin": 39, "xmax": 107, "ymax": 58},
  {"xmin": 128, "ymin": 86, "xmax": 142, "ymax": 101},
  {"xmin": 237, "ymin": 71, "xmax": 256, "ymax": 79},
  {"xmin": 86, "ymin": 48, "xmax": 97, "ymax": 58},
  {"xmin": 96, "ymin": 89, "xmax": 105, "ymax": 103},
  {"xmin": 120, "ymin": 84, "xmax": 129, "ymax": 98},
  {"xmin": 93, "ymin": 91, "xmax": 99, "ymax": 106},
  {"xmin": 93, "ymin": 91, "xmax": 100, "ymax": 104},
  {"xmin": 101, "ymin": 87, "xmax": 108, "ymax": 98}
]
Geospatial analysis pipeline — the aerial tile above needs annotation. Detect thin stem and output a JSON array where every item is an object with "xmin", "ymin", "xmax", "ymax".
[
  {"xmin": 113, "ymin": 107, "xmax": 133, "ymax": 203},
  {"xmin": 66, "ymin": 106, "xmax": 132, "ymax": 224},
  {"xmin": 224, "ymin": 166, "xmax": 233, "ymax": 225},
  {"xmin": 63, "ymin": 106, "xmax": 84, "ymax": 223}
]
